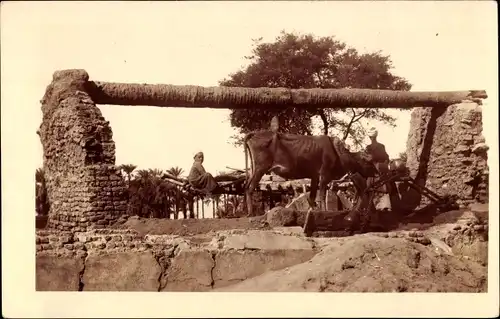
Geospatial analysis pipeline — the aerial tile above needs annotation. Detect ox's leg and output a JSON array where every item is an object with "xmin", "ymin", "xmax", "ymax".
[
  {"xmin": 304, "ymin": 174, "xmax": 319, "ymax": 237},
  {"xmin": 308, "ymin": 175, "xmax": 319, "ymax": 211},
  {"xmin": 318, "ymin": 173, "xmax": 332, "ymax": 211},
  {"xmin": 318, "ymin": 148, "xmax": 334, "ymax": 211},
  {"xmin": 245, "ymin": 168, "xmax": 268, "ymax": 217}
]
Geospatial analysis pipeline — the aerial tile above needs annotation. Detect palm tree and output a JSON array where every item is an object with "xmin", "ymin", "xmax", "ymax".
[
  {"xmin": 148, "ymin": 168, "xmax": 164, "ymax": 178},
  {"xmin": 127, "ymin": 168, "xmax": 175, "ymax": 219},
  {"xmin": 165, "ymin": 167, "xmax": 185, "ymax": 219},
  {"xmin": 166, "ymin": 166, "xmax": 184, "ymax": 178},
  {"xmin": 35, "ymin": 168, "xmax": 49, "ymax": 216},
  {"xmin": 153, "ymin": 179, "xmax": 174, "ymax": 218},
  {"xmin": 119, "ymin": 164, "xmax": 137, "ymax": 186},
  {"xmin": 35, "ymin": 168, "xmax": 45, "ymax": 184},
  {"xmin": 135, "ymin": 169, "xmax": 151, "ymax": 180}
]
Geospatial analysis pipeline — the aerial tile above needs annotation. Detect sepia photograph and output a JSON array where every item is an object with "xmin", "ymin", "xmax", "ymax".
[{"xmin": 2, "ymin": 0, "xmax": 498, "ymax": 317}]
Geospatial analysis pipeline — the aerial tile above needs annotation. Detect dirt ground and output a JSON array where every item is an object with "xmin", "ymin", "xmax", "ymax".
[
  {"xmin": 112, "ymin": 203, "xmax": 487, "ymax": 238},
  {"xmin": 112, "ymin": 215, "xmax": 269, "ymax": 237},
  {"xmin": 215, "ymin": 232, "xmax": 488, "ymax": 292},
  {"xmin": 109, "ymin": 204, "xmax": 489, "ymax": 292}
]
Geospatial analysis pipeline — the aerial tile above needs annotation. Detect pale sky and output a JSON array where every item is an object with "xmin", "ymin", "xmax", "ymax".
[
  {"xmin": 2, "ymin": 1, "xmax": 497, "ymax": 177},
  {"xmin": 1, "ymin": 1, "xmax": 499, "ymax": 316}
]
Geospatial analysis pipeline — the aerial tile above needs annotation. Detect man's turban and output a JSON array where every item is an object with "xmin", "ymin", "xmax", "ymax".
[
  {"xmin": 367, "ymin": 127, "xmax": 378, "ymax": 138},
  {"xmin": 193, "ymin": 151, "xmax": 204, "ymax": 159}
]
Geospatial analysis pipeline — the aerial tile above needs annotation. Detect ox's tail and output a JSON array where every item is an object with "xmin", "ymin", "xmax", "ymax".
[
  {"xmin": 243, "ymin": 132, "xmax": 256, "ymax": 216},
  {"xmin": 244, "ymin": 139, "xmax": 249, "ymax": 183},
  {"xmin": 243, "ymin": 133, "xmax": 255, "ymax": 187}
]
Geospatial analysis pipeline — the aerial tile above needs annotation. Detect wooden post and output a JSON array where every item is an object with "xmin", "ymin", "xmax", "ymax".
[
  {"xmin": 188, "ymin": 197, "xmax": 194, "ymax": 219},
  {"xmin": 224, "ymin": 194, "xmax": 228, "ymax": 217},
  {"xmin": 196, "ymin": 197, "xmax": 200, "ymax": 219},
  {"xmin": 196, "ymin": 198, "xmax": 199, "ymax": 219},
  {"xmin": 215, "ymin": 197, "xmax": 220, "ymax": 218},
  {"xmin": 201, "ymin": 198, "xmax": 205, "ymax": 219},
  {"xmin": 337, "ymin": 190, "xmax": 353, "ymax": 210},
  {"xmin": 302, "ymin": 209, "xmax": 352, "ymax": 232},
  {"xmin": 269, "ymin": 191, "xmax": 274, "ymax": 210},
  {"xmin": 261, "ymin": 192, "xmax": 265, "ymax": 213},
  {"xmin": 212, "ymin": 198, "xmax": 216, "ymax": 218}
]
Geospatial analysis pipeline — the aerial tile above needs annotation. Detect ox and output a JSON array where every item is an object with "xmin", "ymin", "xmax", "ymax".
[{"xmin": 243, "ymin": 117, "xmax": 379, "ymax": 221}]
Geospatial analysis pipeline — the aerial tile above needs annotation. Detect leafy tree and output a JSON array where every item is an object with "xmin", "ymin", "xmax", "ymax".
[{"xmin": 219, "ymin": 31, "xmax": 412, "ymax": 149}]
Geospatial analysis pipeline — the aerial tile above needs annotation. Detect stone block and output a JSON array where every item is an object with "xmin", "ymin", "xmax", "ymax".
[
  {"xmin": 163, "ymin": 249, "xmax": 214, "ymax": 292},
  {"xmin": 83, "ymin": 252, "xmax": 161, "ymax": 291},
  {"xmin": 36, "ymin": 256, "xmax": 84, "ymax": 291}
]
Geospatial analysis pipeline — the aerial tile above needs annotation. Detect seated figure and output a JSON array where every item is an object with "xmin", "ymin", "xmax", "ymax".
[{"xmin": 187, "ymin": 151, "xmax": 219, "ymax": 194}]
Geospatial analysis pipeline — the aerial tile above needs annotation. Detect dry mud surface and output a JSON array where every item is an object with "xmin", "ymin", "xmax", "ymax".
[
  {"xmin": 112, "ymin": 215, "xmax": 270, "ymax": 237},
  {"xmin": 101, "ymin": 204, "xmax": 490, "ymax": 292}
]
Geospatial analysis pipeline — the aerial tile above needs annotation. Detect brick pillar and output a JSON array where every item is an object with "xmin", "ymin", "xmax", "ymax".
[
  {"xmin": 38, "ymin": 69, "xmax": 127, "ymax": 232},
  {"xmin": 405, "ymin": 102, "xmax": 489, "ymax": 208}
]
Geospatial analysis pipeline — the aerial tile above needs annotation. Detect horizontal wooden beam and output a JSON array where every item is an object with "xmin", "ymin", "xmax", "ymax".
[{"xmin": 87, "ymin": 80, "xmax": 487, "ymax": 109}]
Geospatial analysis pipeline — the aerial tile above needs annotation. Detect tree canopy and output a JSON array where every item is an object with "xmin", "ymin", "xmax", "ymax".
[{"xmin": 219, "ymin": 31, "xmax": 412, "ymax": 149}]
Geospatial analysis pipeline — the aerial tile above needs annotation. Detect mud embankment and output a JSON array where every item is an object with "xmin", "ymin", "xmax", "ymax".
[
  {"xmin": 36, "ymin": 206, "xmax": 488, "ymax": 292},
  {"xmin": 36, "ymin": 228, "xmax": 317, "ymax": 291}
]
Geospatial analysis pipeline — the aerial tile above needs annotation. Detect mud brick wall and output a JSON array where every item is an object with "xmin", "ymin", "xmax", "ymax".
[
  {"xmin": 405, "ymin": 102, "xmax": 489, "ymax": 207},
  {"xmin": 38, "ymin": 70, "xmax": 127, "ymax": 231},
  {"xmin": 36, "ymin": 230, "xmax": 79, "ymax": 257},
  {"xmin": 36, "ymin": 229, "xmax": 153, "ymax": 258}
]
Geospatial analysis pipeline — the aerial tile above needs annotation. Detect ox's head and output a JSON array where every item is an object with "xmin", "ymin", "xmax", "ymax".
[
  {"xmin": 350, "ymin": 151, "xmax": 379, "ymax": 178},
  {"xmin": 244, "ymin": 130, "xmax": 276, "ymax": 174},
  {"xmin": 244, "ymin": 116, "xmax": 281, "ymax": 175},
  {"xmin": 270, "ymin": 115, "xmax": 279, "ymax": 133}
]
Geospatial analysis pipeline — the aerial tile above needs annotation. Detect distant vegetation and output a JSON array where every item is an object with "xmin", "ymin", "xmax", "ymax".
[
  {"xmin": 398, "ymin": 151, "xmax": 408, "ymax": 163},
  {"xmin": 35, "ymin": 164, "xmax": 246, "ymax": 220}
]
